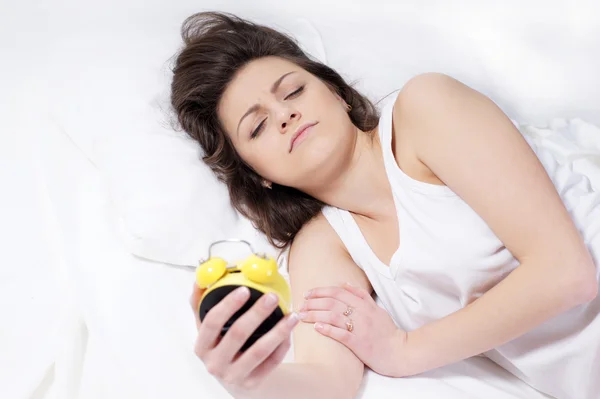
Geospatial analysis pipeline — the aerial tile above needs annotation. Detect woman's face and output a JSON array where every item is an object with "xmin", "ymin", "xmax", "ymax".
[{"xmin": 218, "ymin": 56, "xmax": 357, "ymax": 190}]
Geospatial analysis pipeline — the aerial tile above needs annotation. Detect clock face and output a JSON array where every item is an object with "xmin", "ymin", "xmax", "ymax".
[{"xmin": 199, "ymin": 285, "xmax": 284, "ymax": 352}]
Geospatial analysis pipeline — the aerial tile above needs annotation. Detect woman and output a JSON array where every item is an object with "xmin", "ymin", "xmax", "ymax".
[{"xmin": 171, "ymin": 11, "xmax": 600, "ymax": 399}]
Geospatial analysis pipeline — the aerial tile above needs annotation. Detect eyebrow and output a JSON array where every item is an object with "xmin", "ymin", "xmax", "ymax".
[{"xmin": 236, "ymin": 71, "xmax": 297, "ymax": 136}]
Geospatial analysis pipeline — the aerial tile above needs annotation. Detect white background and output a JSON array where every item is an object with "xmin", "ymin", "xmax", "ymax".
[{"xmin": 1, "ymin": 1, "xmax": 599, "ymax": 398}]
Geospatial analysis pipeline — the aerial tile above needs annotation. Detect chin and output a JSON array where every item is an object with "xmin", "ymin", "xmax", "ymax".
[{"xmin": 296, "ymin": 137, "xmax": 351, "ymax": 184}]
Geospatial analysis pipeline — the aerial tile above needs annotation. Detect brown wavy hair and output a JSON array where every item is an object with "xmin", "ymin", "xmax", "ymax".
[{"xmin": 170, "ymin": 11, "xmax": 380, "ymax": 250}]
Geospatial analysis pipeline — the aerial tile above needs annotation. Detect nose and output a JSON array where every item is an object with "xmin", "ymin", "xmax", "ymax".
[{"xmin": 279, "ymin": 109, "xmax": 301, "ymax": 133}]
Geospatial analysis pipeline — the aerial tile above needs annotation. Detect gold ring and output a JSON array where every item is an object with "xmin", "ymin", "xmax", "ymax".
[
  {"xmin": 345, "ymin": 319, "xmax": 354, "ymax": 332},
  {"xmin": 343, "ymin": 306, "xmax": 354, "ymax": 316}
]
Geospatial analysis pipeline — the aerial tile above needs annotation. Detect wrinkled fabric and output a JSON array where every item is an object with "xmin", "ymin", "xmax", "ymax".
[{"xmin": 323, "ymin": 92, "xmax": 600, "ymax": 399}]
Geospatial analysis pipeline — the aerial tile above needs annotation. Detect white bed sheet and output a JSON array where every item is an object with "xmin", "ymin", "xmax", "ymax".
[
  {"xmin": 9, "ymin": 0, "xmax": 598, "ymax": 397},
  {"xmin": 0, "ymin": 20, "xmax": 62, "ymax": 399},
  {"xmin": 0, "ymin": 116, "xmax": 61, "ymax": 399},
  {"xmin": 33, "ymin": 120, "xmax": 554, "ymax": 399}
]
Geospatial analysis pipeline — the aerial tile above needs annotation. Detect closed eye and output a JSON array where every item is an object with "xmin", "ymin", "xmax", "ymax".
[
  {"xmin": 250, "ymin": 119, "xmax": 266, "ymax": 139},
  {"xmin": 285, "ymin": 85, "xmax": 304, "ymax": 100}
]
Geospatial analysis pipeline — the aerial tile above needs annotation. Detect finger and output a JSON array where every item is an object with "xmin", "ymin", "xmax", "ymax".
[
  {"xmin": 342, "ymin": 282, "xmax": 373, "ymax": 301},
  {"xmin": 190, "ymin": 282, "xmax": 205, "ymax": 331},
  {"xmin": 298, "ymin": 297, "xmax": 347, "ymax": 312},
  {"xmin": 190, "ymin": 281, "xmax": 207, "ymax": 312},
  {"xmin": 242, "ymin": 338, "xmax": 292, "ymax": 388},
  {"xmin": 211, "ymin": 293, "xmax": 283, "ymax": 365},
  {"xmin": 228, "ymin": 312, "xmax": 299, "ymax": 382},
  {"xmin": 194, "ymin": 330, "xmax": 223, "ymax": 364},
  {"xmin": 195, "ymin": 286, "xmax": 251, "ymax": 358},
  {"xmin": 314, "ymin": 322, "xmax": 356, "ymax": 349},
  {"xmin": 298, "ymin": 310, "xmax": 349, "ymax": 330},
  {"xmin": 305, "ymin": 286, "xmax": 360, "ymax": 307},
  {"xmin": 195, "ymin": 314, "xmax": 201, "ymax": 332}
]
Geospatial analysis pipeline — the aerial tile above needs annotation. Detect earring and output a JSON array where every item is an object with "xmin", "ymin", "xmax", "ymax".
[{"xmin": 262, "ymin": 180, "xmax": 272, "ymax": 189}]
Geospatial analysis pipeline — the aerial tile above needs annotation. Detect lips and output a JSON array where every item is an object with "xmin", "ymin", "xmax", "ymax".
[{"xmin": 289, "ymin": 122, "xmax": 318, "ymax": 152}]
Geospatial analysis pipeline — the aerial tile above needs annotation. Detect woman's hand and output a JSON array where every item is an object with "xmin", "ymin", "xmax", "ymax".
[
  {"xmin": 298, "ymin": 282, "xmax": 411, "ymax": 377},
  {"xmin": 190, "ymin": 282, "xmax": 300, "ymax": 394}
]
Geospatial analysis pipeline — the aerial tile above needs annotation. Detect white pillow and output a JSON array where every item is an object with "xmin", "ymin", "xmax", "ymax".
[
  {"xmin": 43, "ymin": 14, "xmax": 326, "ymax": 267},
  {"xmin": 43, "ymin": 2, "xmax": 600, "ymax": 269}
]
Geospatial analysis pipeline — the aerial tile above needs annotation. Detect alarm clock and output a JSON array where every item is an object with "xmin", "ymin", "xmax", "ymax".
[{"xmin": 196, "ymin": 239, "xmax": 291, "ymax": 352}]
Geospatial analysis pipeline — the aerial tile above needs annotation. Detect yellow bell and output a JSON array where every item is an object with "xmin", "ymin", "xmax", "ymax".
[
  {"xmin": 240, "ymin": 254, "xmax": 278, "ymax": 284},
  {"xmin": 196, "ymin": 258, "xmax": 228, "ymax": 289}
]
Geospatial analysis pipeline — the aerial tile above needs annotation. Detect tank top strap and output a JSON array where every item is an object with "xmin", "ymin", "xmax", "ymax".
[
  {"xmin": 379, "ymin": 90, "xmax": 457, "ymax": 197},
  {"xmin": 321, "ymin": 206, "xmax": 381, "ymax": 271},
  {"xmin": 378, "ymin": 90, "xmax": 401, "ymax": 166}
]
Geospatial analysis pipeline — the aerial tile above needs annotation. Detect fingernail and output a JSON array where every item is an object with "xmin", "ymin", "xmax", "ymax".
[
  {"xmin": 314, "ymin": 323, "xmax": 324, "ymax": 331},
  {"xmin": 235, "ymin": 286, "xmax": 250, "ymax": 299},
  {"xmin": 287, "ymin": 312, "xmax": 299, "ymax": 326},
  {"xmin": 263, "ymin": 293, "xmax": 278, "ymax": 308},
  {"xmin": 303, "ymin": 290, "xmax": 312, "ymax": 299},
  {"xmin": 298, "ymin": 312, "xmax": 307, "ymax": 320}
]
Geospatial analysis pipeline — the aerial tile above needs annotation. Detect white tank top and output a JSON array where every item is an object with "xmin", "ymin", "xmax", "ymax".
[{"xmin": 322, "ymin": 91, "xmax": 600, "ymax": 399}]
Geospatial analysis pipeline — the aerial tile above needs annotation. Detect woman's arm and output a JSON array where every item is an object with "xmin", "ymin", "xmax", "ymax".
[
  {"xmin": 236, "ymin": 214, "xmax": 371, "ymax": 398},
  {"xmin": 231, "ymin": 363, "xmax": 352, "ymax": 399},
  {"xmin": 392, "ymin": 73, "xmax": 598, "ymax": 376}
]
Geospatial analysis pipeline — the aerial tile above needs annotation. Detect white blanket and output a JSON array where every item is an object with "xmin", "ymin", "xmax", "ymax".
[
  {"xmin": 4, "ymin": 0, "xmax": 599, "ymax": 398},
  {"xmin": 30, "ymin": 114, "xmax": 564, "ymax": 399}
]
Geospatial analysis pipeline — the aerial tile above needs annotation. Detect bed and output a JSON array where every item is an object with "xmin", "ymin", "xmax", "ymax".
[{"xmin": 5, "ymin": 0, "xmax": 600, "ymax": 398}]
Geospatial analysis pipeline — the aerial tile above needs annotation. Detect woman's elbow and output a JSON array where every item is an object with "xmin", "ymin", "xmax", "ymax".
[{"xmin": 576, "ymin": 277, "xmax": 598, "ymax": 304}]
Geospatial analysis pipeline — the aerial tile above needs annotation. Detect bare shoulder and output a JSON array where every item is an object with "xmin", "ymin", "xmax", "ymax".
[
  {"xmin": 394, "ymin": 72, "xmax": 476, "ymax": 124},
  {"xmin": 288, "ymin": 212, "xmax": 372, "ymax": 293},
  {"xmin": 390, "ymin": 72, "xmax": 469, "ymax": 186},
  {"xmin": 289, "ymin": 212, "xmax": 342, "ymax": 261},
  {"xmin": 392, "ymin": 71, "xmax": 504, "ymax": 156},
  {"xmin": 393, "ymin": 72, "xmax": 489, "ymax": 133},
  {"xmin": 290, "ymin": 212, "xmax": 337, "ymax": 253},
  {"xmin": 396, "ymin": 72, "xmax": 465, "ymax": 104}
]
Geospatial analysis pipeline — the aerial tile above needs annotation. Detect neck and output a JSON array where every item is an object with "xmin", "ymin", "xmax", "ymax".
[{"xmin": 305, "ymin": 126, "xmax": 394, "ymax": 222}]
